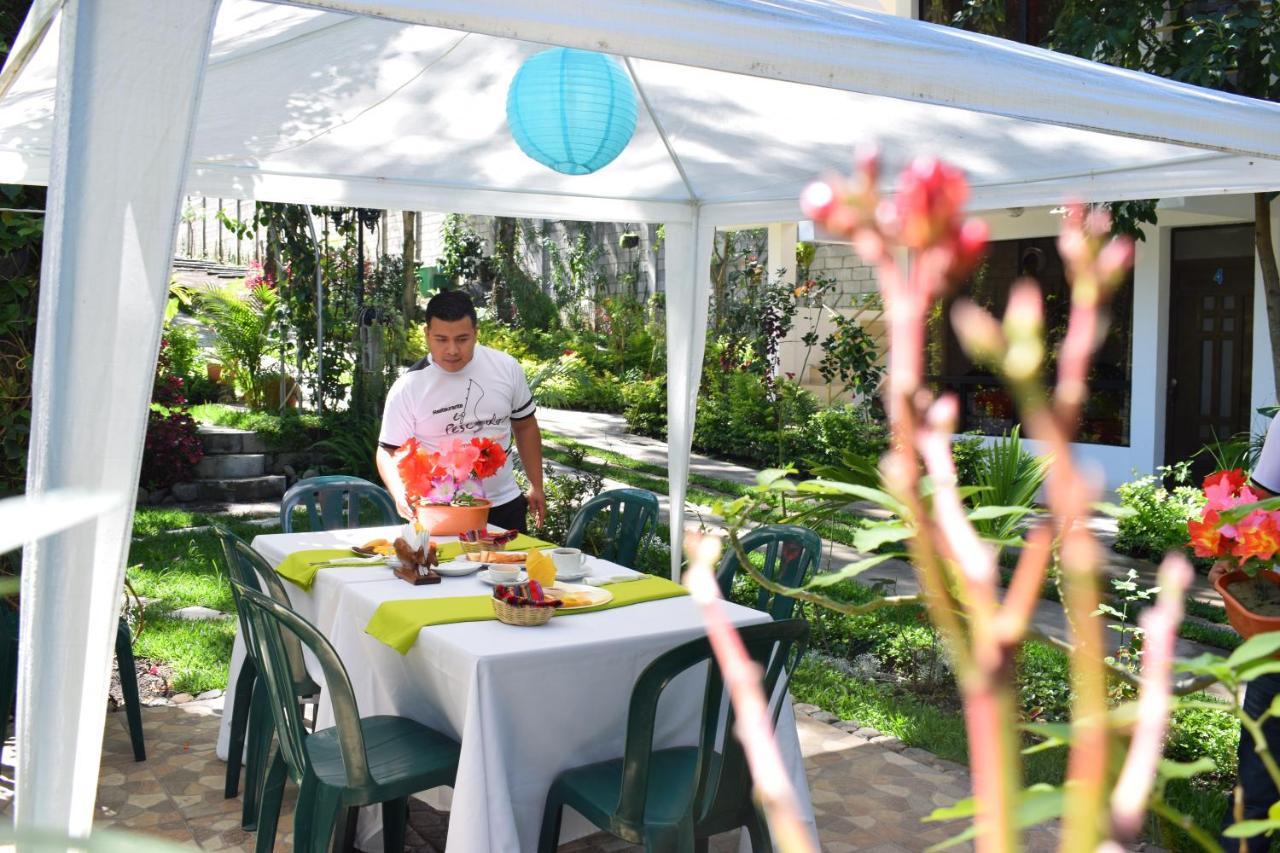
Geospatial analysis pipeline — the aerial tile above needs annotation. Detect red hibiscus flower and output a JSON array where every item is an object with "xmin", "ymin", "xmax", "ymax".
[
  {"xmin": 1188, "ymin": 510, "xmax": 1229, "ymax": 559},
  {"xmin": 1232, "ymin": 512, "xmax": 1280, "ymax": 564},
  {"xmin": 1203, "ymin": 468, "xmax": 1247, "ymax": 495},
  {"xmin": 395, "ymin": 438, "xmax": 445, "ymax": 502},
  {"xmin": 471, "ymin": 437, "xmax": 507, "ymax": 479}
]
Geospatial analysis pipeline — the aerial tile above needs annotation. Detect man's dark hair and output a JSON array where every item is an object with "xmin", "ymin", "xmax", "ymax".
[{"xmin": 425, "ymin": 289, "xmax": 478, "ymax": 326}]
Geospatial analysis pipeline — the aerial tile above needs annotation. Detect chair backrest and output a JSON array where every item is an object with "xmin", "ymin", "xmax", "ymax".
[
  {"xmin": 280, "ymin": 475, "xmax": 399, "ymax": 533},
  {"xmin": 614, "ymin": 619, "xmax": 810, "ymax": 832},
  {"xmin": 714, "ymin": 525, "xmax": 822, "ymax": 620},
  {"xmin": 213, "ymin": 525, "xmax": 316, "ymax": 697},
  {"xmin": 564, "ymin": 488, "xmax": 659, "ymax": 569},
  {"xmin": 233, "ymin": 583, "xmax": 373, "ymax": 790}
]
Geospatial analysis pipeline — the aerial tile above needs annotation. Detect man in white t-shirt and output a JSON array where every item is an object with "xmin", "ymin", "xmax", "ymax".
[{"xmin": 375, "ymin": 290, "xmax": 545, "ymax": 532}]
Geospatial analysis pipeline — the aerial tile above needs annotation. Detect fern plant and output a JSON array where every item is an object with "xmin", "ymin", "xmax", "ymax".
[
  {"xmin": 195, "ymin": 285, "xmax": 280, "ymax": 408},
  {"xmin": 968, "ymin": 426, "xmax": 1050, "ymax": 555}
]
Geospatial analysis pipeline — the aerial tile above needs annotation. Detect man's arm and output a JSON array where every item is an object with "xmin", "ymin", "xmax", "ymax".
[
  {"xmin": 512, "ymin": 415, "xmax": 545, "ymax": 528},
  {"xmin": 376, "ymin": 445, "xmax": 413, "ymax": 520}
]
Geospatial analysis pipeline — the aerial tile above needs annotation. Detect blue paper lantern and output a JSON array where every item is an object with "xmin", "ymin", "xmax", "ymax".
[{"xmin": 506, "ymin": 48, "xmax": 638, "ymax": 176}]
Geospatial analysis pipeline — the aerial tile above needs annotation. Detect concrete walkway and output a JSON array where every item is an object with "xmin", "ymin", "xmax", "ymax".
[
  {"xmin": 0, "ymin": 695, "xmax": 1069, "ymax": 852},
  {"xmin": 536, "ymin": 408, "xmax": 1230, "ymax": 666}
]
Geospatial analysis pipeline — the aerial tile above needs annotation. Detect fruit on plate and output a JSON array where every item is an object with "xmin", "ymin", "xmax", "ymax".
[
  {"xmin": 357, "ymin": 538, "xmax": 396, "ymax": 556},
  {"xmin": 557, "ymin": 591, "xmax": 596, "ymax": 608}
]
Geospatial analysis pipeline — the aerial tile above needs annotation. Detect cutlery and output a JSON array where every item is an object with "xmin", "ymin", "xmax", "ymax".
[
  {"xmin": 583, "ymin": 575, "xmax": 643, "ymax": 586},
  {"xmin": 311, "ymin": 556, "xmax": 385, "ymax": 568}
]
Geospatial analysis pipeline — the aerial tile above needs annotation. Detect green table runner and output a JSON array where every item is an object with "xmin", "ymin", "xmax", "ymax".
[
  {"xmin": 366, "ymin": 576, "xmax": 690, "ymax": 654},
  {"xmin": 275, "ymin": 534, "xmax": 555, "ymax": 591},
  {"xmin": 275, "ymin": 549, "xmax": 374, "ymax": 591}
]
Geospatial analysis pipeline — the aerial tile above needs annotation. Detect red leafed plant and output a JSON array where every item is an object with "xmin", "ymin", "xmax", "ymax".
[{"xmin": 394, "ymin": 436, "xmax": 507, "ymax": 506}]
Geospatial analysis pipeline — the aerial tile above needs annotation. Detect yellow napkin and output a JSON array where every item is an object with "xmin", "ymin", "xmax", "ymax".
[
  {"xmin": 274, "ymin": 549, "xmax": 371, "ymax": 591},
  {"xmin": 365, "ymin": 575, "xmax": 690, "ymax": 654}
]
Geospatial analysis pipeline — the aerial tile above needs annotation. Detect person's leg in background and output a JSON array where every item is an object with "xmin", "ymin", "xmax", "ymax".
[
  {"xmin": 487, "ymin": 494, "xmax": 529, "ymax": 534},
  {"xmin": 1222, "ymin": 671, "xmax": 1280, "ymax": 852}
]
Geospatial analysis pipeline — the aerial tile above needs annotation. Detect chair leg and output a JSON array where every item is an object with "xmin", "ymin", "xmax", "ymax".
[
  {"xmin": 643, "ymin": 821, "xmax": 695, "ymax": 852},
  {"xmin": 254, "ymin": 748, "xmax": 288, "ymax": 853},
  {"xmin": 536, "ymin": 787, "xmax": 565, "ymax": 853},
  {"xmin": 745, "ymin": 806, "xmax": 773, "ymax": 853},
  {"xmin": 242, "ymin": 682, "xmax": 272, "ymax": 829},
  {"xmin": 224, "ymin": 658, "xmax": 257, "ymax": 798},
  {"xmin": 114, "ymin": 620, "xmax": 146, "ymax": 761},
  {"xmin": 332, "ymin": 805, "xmax": 359, "ymax": 853},
  {"xmin": 295, "ymin": 782, "xmax": 343, "ymax": 853},
  {"xmin": 381, "ymin": 797, "xmax": 408, "ymax": 853}
]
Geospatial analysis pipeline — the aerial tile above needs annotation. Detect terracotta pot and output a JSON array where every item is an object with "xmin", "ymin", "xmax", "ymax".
[
  {"xmin": 206, "ymin": 362, "xmax": 223, "ymax": 383},
  {"xmin": 415, "ymin": 500, "xmax": 491, "ymax": 537},
  {"xmin": 1213, "ymin": 569, "xmax": 1280, "ymax": 641}
]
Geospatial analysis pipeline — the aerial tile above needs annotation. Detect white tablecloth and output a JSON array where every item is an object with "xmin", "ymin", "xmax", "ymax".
[{"xmin": 216, "ymin": 526, "xmax": 816, "ymax": 852}]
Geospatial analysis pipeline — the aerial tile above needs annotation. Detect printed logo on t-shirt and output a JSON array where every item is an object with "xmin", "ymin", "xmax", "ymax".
[{"xmin": 445, "ymin": 379, "xmax": 506, "ymax": 436}]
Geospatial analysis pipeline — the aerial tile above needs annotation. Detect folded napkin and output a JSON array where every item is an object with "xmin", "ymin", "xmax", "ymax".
[
  {"xmin": 274, "ymin": 548, "xmax": 375, "ymax": 591},
  {"xmin": 366, "ymin": 575, "xmax": 689, "ymax": 654},
  {"xmin": 433, "ymin": 533, "xmax": 556, "ymax": 562}
]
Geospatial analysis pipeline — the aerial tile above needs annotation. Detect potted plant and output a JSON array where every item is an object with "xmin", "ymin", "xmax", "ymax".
[
  {"xmin": 1190, "ymin": 469, "xmax": 1280, "ymax": 638},
  {"xmin": 394, "ymin": 436, "xmax": 508, "ymax": 536}
]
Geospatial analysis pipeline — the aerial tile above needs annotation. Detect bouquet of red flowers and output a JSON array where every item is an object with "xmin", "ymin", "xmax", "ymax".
[
  {"xmin": 394, "ymin": 436, "xmax": 508, "ymax": 506},
  {"xmin": 1187, "ymin": 468, "xmax": 1280, "ymax": 573}
]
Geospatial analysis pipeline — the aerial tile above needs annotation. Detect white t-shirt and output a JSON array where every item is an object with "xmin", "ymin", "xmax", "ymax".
[{"xmin": 379, "ymin": 344, "xmax": 535, "ymax": 506}]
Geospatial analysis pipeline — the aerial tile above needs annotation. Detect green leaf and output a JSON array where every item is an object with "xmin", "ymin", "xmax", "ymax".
[
  {"xmin": 804, "ymin": 553, "xmax": 900, "ymax": 587},
  {"xmin": 852, "ymin": 524, "xmax": 912, "ymax": 552},
  {"xmin": 1159, "ymin": 757, "xmax": 1215, "ymax": 779},
  {"xmin": 1224, "ymin": 818, "xmax": 1280, "ymax": 838},
  {"xmin": 1226, "ymin": 632, "xmax": 1280, "ymax": 669},
  {"xmin": 756, "ymin": 468, "xmax": 794, "ymax": 487},
  {"xmin": 1220, "ymin": 495, "xmax": 1280, "ymax": 524},
  {"xmin": 966, "ymin": 505, "xmax": 1035, "ymax": 522},
  {"xmin": 924, "ymin": 797, "xmax": 976, "ymax": 822}
]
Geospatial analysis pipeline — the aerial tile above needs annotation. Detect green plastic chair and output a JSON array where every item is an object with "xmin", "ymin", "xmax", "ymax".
[
  {"xmin": 715, "ymin": 525, "xmax": 822, "ymax": 620},
  {"xmin": 280, "ymin": 475, "xmax": 399, "ymax": 533},
  {"xmin": 564, "ymin": 488, "xmax": 659, "ymax": 569},
  {"xmin": 234, "ymin": 584, "xmax": 461, "ymax": 853},
  {"xmin": 0, "ymin": 606, "xmax": 145, "ymax": 761},
  {"xmin": 537, "ymin": 619, "xmax": 810, "ymax": 852},
  {"xmin": 214, "ymin": 526, "xmax": 320, "ymax": 830}
]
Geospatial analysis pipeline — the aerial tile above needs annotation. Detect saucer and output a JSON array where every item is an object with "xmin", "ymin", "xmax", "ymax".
[
  {"xmin": 434, "ymin": 559, "xmax": 482, "ymax": 578},
  {"xmin": 478, "ymin": 569, "xmax": 527, "ymax": 586},
  {"xmin": 552, "ymin": 567, "xmax": 588, "ymax": 582}
]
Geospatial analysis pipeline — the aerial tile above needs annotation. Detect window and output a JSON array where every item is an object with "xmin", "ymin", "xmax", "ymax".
[
  {"xmin": 926, "ymin": 236, "xmax": 1134, "ymax": 445},
  {"xmin": 921, "ymin": 0, "xmax": 1065, "ymax": 46}
]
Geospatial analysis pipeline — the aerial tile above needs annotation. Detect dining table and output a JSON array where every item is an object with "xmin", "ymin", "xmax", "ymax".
[{"xmin": 215, "ymin": 524, "xmax": 817, "ymax": 851}]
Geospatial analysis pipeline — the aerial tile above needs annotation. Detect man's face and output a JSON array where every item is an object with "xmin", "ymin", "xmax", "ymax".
[{"xmin": 426, "ymin": 316, "xmax": 477, "ymax": 372}]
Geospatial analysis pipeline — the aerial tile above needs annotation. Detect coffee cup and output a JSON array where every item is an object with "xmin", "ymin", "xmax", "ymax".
[
  {"xmin": 550, "ymin": 547, "xmax": 584, "ymax": 577},
  {"xmin": 488, "ymin": 564, "xmax": 521, "ymax": 584}
]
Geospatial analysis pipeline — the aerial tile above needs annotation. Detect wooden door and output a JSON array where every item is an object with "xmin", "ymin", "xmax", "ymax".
[{"xmin": 1165, "ymin": 225, "xmax": 1256, "ymax": 476}]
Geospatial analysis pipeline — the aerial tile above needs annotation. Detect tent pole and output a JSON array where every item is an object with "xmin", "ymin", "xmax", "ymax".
[
  {"xmin": 663, "ymin": 211, "xmax": 715, "ymax": 579},
  {"xmin": 17, "ymin": 0, "xmax": 220, "ymax": 838}
]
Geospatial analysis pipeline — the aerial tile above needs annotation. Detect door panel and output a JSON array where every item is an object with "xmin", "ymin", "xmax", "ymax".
[{"xmin": 1165, "ymin": 228, "xmax": 1255, "ymax": 477}]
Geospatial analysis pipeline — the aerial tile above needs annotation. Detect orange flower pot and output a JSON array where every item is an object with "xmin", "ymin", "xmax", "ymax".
[
  {"xmin": 1214, "ymin": 570, "xmax": 1280, "ymax": 641},
  {"xmin": 415, "ymin": 500, "xmax": 491, "ymax": 537}
]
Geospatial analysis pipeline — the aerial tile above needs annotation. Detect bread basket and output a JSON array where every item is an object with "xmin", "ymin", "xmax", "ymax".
[{"xmin": 492, "ymin": 597, "xmax": 554, "ymax": 626}]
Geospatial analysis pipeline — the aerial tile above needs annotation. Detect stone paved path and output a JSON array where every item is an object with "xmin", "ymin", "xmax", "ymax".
[{"xmin": 1, "ymin": 697, "xmax": 1067, "ymax": 851}]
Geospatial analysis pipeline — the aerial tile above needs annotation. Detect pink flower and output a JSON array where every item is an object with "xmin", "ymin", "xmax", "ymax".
[
  {"xmin": 438, "ymin": 438, "xmax": 481, "ymax": 482},
  {"xmin": 424, "ymin": 478, "xmax": 456, "ymax": 504}
]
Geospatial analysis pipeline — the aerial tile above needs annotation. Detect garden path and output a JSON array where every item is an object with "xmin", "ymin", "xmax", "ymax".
[
  {"xmin": 0, "ymin": 694, "xmax": 1079, "ymax": 852},
  {"xmin": 535, "ymin": 408, "xmax": 1229, "ymax": 667}
]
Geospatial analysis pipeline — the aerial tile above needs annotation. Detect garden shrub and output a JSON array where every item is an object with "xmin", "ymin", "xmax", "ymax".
[
  {"xmin": 141, "ymin": 411, "xmax": 205, "ymax": 490},
  {"xmin": 798, "ymin": 404, "xmax": 888, "ymax": 471},
  {"xmin": 622, "ymin": 375, "xmax": 666, "ymax": 437},
  {"xmin": 1113, "ymin": 465, "xmax": 1204, "ymax": 563},
  {"xmin": 693, "ymin": 373, "xmax": 817, "ymax": 467},
  {"xmin": 951, "ymin": 433, "xmax": 986, "ymax": 487},
  {"xmin": 532, "ymin": 355, "xmax": 625, "ymax": 413}
]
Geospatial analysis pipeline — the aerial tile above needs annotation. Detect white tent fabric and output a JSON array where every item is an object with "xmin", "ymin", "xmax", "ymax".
[
  {"xmin": 4, "ymin": 0, "xmax": 1280, "ymax": 220},
  {"xmin": 5, "ymin": 0, "xmax": 1280, "ymax": 841}
]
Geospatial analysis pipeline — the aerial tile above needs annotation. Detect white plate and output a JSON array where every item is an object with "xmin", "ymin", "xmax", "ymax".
[
  {"xmin": 478, "ymin": 569, "xmax": 527, "ymax": 586},
  {"xmin": 553, "ymin": 567, "xmax": 588, "ymax": 582},
  {"xmin": 546, "ymin": 581, "xmax": 614, "ymax": 609},
  {"xmin": 434, "ymin": 559, "xmax": 482, "ymax": 578}
]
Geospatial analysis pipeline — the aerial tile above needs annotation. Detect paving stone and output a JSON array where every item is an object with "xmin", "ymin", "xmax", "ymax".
[
  {"xmin": 171, "ymin": 605, "xmax": 226, "ymax": 621},
  {"xmin": 809, "ymin": 710, "xmax": 838, "ymax": 724},
  {"xmin": 793, "ymin": 702, "xmax": 819, "ymax": 715},
  {"xmin": 196, "ymin": 689, "xmax": 223, "ymax": 700},
  {"xmin": 169, "ymin": 693, "xmax": 194, "ymax": 704},
  {"xmin": 901, "ymin": 746, "xmax": 936, "ymax": 764},
  {"xmin": 853, "ymin": 727, "xmax": 881, "ymax": 739}
]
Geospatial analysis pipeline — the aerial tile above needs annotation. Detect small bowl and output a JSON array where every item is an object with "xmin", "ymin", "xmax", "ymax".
[{"xmin": 486, "ymin": 565, "xmax": 521, "ymax": 585}]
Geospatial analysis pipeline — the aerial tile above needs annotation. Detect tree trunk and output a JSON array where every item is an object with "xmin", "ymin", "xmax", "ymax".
[
  {"xmin": 1256, "ymin": 193, "xmax": 1280, "ymax": 402},
  {"xmin": 494, "ymin": 216, "xmax": 518, "ymax": 323},
  {"xmin": 402, "ymin": 210, "xmax": 418, "ymax": 320}
]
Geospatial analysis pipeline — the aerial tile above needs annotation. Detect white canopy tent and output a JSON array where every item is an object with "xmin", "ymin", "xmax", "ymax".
[{"xmin": 4, "ymin": 0, "xmax": 1280, "ymax": 840}]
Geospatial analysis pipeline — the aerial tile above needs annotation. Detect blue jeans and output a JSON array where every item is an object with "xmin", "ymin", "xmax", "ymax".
[{"xmin": 1222, "ymin": 673, "xmax": 1280, "ymax": 851}]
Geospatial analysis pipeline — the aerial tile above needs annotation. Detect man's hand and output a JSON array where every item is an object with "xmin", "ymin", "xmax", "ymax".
[
  {"xmin": 394, "ymin": 493, "xmax": 413, "ymax": 521},
  {"xmin": 1208, "ymin": 559, "xmax": 1232, "ymax": 594},
  {"xmin": 527, "ymin": 487, "xmax": 546, "ymax": 529}
]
